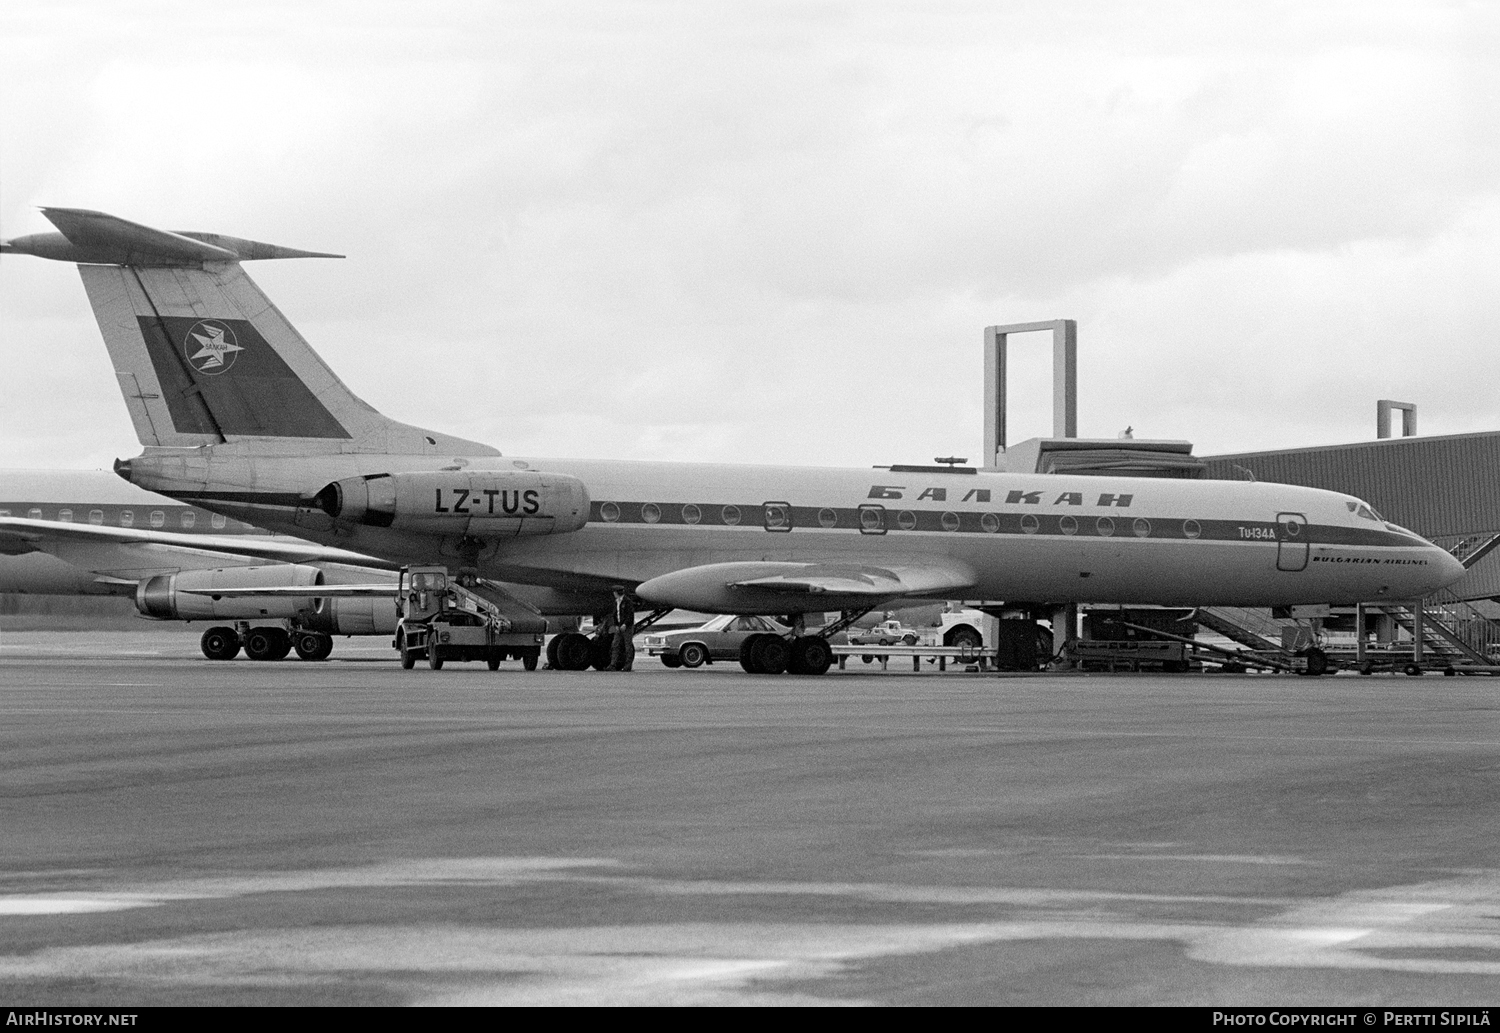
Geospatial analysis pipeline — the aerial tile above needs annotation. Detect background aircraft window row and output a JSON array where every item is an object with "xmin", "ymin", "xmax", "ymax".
[{"xmin": 0, "ymin": 506, "xmax": 239, "ymax": 531}]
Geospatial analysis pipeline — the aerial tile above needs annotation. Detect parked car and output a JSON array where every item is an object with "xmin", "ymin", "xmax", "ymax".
[
  {"xmin": 848, "ymin": 619, "xmax": 924, "ymax": 646},
  {"xmin": 642, "ymin": 614, "xmax": 793, "ymax": 668}
]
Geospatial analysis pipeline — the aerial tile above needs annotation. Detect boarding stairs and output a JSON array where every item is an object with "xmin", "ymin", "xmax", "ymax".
[
  {"xmin": 453, "ymin": 576, "xmax": 549, "ymax": 635},
  {"xmin": 1194, "ymin": 606, "xmax": 1295, "ymax": 653},
  {"xmin": 1373, "ymin": 602, "xmax": 1496, "ymax": 667}
]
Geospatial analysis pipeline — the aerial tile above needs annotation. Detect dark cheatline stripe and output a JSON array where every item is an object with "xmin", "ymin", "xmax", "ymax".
[
  {"xmin": 587, "ymin": 500, "xmax": 1427, "ymax": 549},
  {"xmin": 175, "ymin": 490, "xmax": 310, "ymax": 508}
]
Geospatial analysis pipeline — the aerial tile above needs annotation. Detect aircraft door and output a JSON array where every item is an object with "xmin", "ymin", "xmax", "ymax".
[{"xmin": 1276, "ymin": 512, "xmax": 1309, "ymax": 572}]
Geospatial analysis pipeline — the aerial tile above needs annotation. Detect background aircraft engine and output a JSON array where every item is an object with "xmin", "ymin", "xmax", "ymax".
[
  {"xmin": 311, "ymin": 470, "xmax": 590, "ymax": 537},
  {"xmin": 136, "ymin": 564, "xmax": 325, "ymax": 621},
  {"xmin": 301, "ymin": 595, "xmax": 398, "ymax": 636}
]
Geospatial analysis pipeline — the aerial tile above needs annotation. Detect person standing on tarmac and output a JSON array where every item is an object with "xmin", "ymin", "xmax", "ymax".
[{"xmin": 608, "ymin": 585, "xmax": 636, "ymax": 671}]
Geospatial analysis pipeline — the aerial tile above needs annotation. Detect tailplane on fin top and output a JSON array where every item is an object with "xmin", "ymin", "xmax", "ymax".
[
  {"xmin": 2, "ymin": 208, "xmax": 496, "ymax": 458},
  {"xmin": 1, "ymin": 207, "xmax": 343, "ymax": 265}
]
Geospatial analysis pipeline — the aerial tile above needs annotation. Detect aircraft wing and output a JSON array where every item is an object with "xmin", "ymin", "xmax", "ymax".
[
  {"xmin": 636, "ymin": 558, "xmax": 977, "ymax": 613},
  {"xmin": 0, "ymin": 524, "xmax": 41, "ymax": 555},
  {"xmin": 0, "ymin": 517, "xmax": 398, "ymax": 570},
  {"xmin": 176, "ymin": 583, "xmax": 396, "ymax": 599}
]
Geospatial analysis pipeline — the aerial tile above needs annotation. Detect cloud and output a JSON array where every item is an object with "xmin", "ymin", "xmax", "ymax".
[{"xmin": 2, "ymin": 1, "xmax": 1497, "ymax": 467}]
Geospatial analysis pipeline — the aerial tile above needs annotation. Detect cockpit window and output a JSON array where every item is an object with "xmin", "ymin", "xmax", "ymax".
[{"xmin": 1346, "ymin": 500, "xmax": 1382, "ymax": 521}]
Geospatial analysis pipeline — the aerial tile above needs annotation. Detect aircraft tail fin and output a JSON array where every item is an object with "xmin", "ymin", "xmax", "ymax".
[{"xmin": 5, "ymin": 208, "xmax": 495, "ymax": 456}]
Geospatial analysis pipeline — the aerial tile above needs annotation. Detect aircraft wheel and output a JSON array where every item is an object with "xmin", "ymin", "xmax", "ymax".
[
  {"xmin": 428, "ymin": 642, "xmax": 444, "ymax": 670},
  {"xmin": 521, "ymin": 648, "xmax": 540, "ymax": 671},
  {"xmin": 1303, "ymin": 648, "xmax": 1329, "ymax": 677},
  {"xmin": 739, "ymin": 635, "xmax": 764, "ymax": 673},
  {"xmin": 590, "ymin": 636, "xmax": 613, "ymax": 671},
  {"xmin": 678, "ymin": 642, "xmax": 709, "ymax": 669},
  {"xmin": 1404, "ymin": 662, "xmax": 1424, "ymax": 676},
  {"xmin": 553, "ymin": 632, "xmax": 593, "ymax": 671},
  {"xmin": 945, "ymin": 626, "xmax": 983, "ymax": 650},
  {"xmin": 545, "ymin": 635, "xmax": 562, "ymax": 669},
  {"xmin": 752, "ymin": 635, "xmax": 790, "ymax": 675},
  {"xmin": 243, "ymin": 627, "xmax": 285, "ymax": 661},
  {"xmin": 1358, "ymin": 662, "xmax": 1374, "ymax": 676},
  {"xmin": 200, "ymin": 627, "xmax": 240, "ymax": 661},
  {"xmin": 487, "ymin": 652, "xmax": 502, "ymax": 671},
  {"xmin": 788, "ymin": 636, "xmax": 833, "ymax": 676},
  {"xmin": 294, "ymin": 632, "xmax": 333, "ymax": 661}
]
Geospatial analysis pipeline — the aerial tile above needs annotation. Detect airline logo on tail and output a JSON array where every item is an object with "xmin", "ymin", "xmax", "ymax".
[{"xmin": 184, "ymin": 320, "xmax": 244, "ymax": 375}]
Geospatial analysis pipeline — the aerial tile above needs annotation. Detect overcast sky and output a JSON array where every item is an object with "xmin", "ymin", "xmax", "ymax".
[{"xmin": 2, "ymin": 0, "xmax": 1496, "ymax": 473}]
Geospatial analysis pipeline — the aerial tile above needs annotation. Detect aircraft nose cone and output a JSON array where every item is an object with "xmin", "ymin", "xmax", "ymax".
[{"xmin": 1435, "ymin": 546, "xmax": 1466, "ymax": 589}]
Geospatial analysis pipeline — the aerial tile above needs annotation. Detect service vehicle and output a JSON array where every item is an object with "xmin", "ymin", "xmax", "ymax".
[
  {"xmin": 937, "ymin": 607, "xmax": 986, "ymax": 650},
  {"xmin": 394, "ymin": 566, "xmax": 544, "ymax": 671}
]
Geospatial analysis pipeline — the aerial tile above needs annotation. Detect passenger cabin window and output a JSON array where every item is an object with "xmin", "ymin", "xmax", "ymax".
[
  {"xmin": 89, "ymin": 510, "xmax": 104, "ymax": 524},
  {"xmin": 0, "ymin": 509, "xmax": 8, "ymax": 517},
  {"xmin": 211, "ymin": 513, "xmax": 227, "ymax": 530},
  {"xmin": 58, "ymin": 509, "xmax": 73, "ymax": 522},
  {"xmin": 181, "ymin": 511, "xmax": 196, "ymax": 529},
  {"xmin": 150, "ymin": 511, "xmax": 165, "ymax": 528},
  {"xmin": 119, "ymin": 510, "xmax": 134, "ymax": 527},
  {"xmin": 28, "ymin": 508, "xmax": 42, "ymax": 519}
]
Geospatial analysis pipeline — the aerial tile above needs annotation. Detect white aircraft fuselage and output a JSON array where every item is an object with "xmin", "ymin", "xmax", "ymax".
[{"xmin": 118, "ymin": 448, "xmax": 1462, "ymax": 612}]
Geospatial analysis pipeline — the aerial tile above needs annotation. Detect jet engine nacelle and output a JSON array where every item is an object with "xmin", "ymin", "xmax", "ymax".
[
  {"xmin": 300, "ymin": 595, "xmax": 399, "ymax": 636},
  {"xmin": 136, "ymin": 564, "xmax": 325, "ymax": 621},
  {"xmin": 311, "ymin": 471, "xmax": 590, "ymax": 537}
]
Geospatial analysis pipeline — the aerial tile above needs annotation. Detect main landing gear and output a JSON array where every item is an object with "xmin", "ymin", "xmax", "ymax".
[
  {"xmin": 737, "ymin": 609, "xmax": 873, "ymax": 676},
  {"xmin": 294, "ymin": 631, "xmax": 334, "ymax": 661},
  {"xmin": 546, "ymin": 608, "xmax": 673, "ymax": 672},
  {"xmin": 547, "ymin": 631, "xmax": 596, "ymax": 671},
  {"xmin": 199, "ymin": 624, "xmax": 332, "ymax": 661},
  {"xmin": 200, "ymin": 626, "xmax": 241, "ymax": 661},
  {"xmin": 737, "ymin": 634, "xmax": 834, "ymax": 675}
]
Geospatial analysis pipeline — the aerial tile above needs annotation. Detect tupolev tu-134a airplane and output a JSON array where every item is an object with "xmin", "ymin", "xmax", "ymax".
[{"xmin": 1, "ymin": 208, "xmax": 1465, "ymax": 673}]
